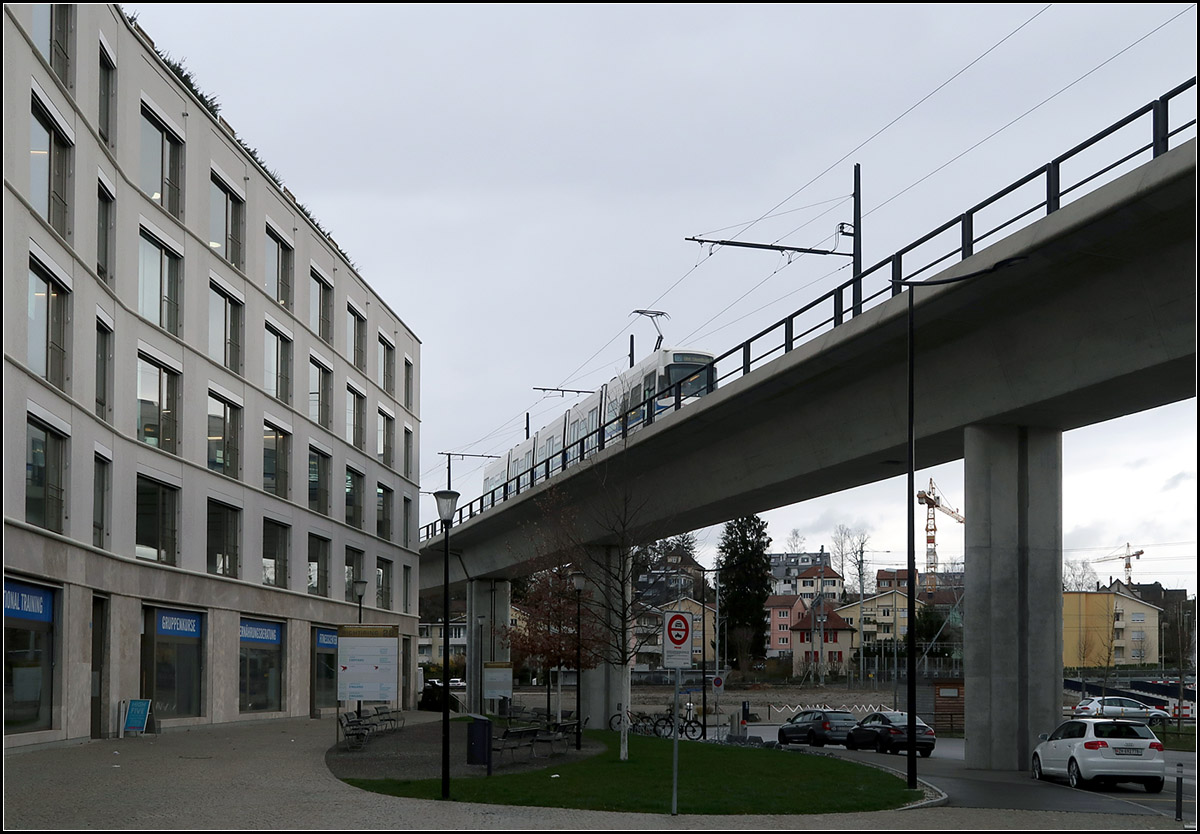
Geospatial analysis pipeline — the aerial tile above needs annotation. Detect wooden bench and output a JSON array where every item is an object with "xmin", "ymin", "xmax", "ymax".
[{"xmin": 492, "ymin": 725, "xmax": 539, "ymax": 762}]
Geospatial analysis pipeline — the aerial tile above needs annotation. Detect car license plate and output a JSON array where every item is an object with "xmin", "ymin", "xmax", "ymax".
[{"xmin": 1114, "ymin": 747, "xmax": 1142, "ymax": 756}]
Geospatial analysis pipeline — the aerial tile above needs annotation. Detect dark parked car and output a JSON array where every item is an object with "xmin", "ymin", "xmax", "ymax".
[
  {"xmin": 778, "ymin": 709, "xmax": 859, "ymax": 747},
  {"xmin": 845, "ymin": 711, "xmax": 936, "ymax": 756}
]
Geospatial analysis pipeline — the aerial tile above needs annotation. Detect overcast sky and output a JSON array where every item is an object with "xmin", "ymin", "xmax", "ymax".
[{"xmin": 124, "ymin": 3, "xmax": 1197, "ymax": 593}]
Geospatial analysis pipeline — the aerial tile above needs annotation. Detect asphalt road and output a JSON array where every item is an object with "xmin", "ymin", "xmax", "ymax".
[{"xmin": 751, "ymin": 722, "xmax": 1196, "ymax": 824}]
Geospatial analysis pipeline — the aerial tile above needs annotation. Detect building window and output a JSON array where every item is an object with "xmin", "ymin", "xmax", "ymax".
[
  {"xmin": 346, "ymin": 468, "xmax": 363, "ymax": 529},
  {"xmin": 308, "ymin": 535, "xmax": 329, "ymax": 596},
  {"xmin": 136, "ymin": 355, "xmax": 178, "ymax": 454},
  {"xmin": 32, "ymin": 4, "xmax": 72, "ymax": 84},
  {"xmin": 138, "ymin": 230, "xmax": 181, "ymax": 334},
  {"xmin": 135, "ymin": 476, "xmax": 177, "ymax": 564},
  {"xmin": 26, "ymin": 417, "xmax": 65, "ymax": 533},
  {"xmin": 378, "ymin": 337, "xmax": 395, "ymax": 395},
  {"xmin": 209, "ymin": 173, "xmax": 244, "ymax": 269},
  {"xmin": 376, "ymin": 559, "xmax": 393, "ymax": 610},
  {"xmin": 265, "ymin": 228, "xmax": 292, "ymax": 309},
  {"xmin": 377, "ymin": 483, "xmax": 393, "ymax": 540},
  {"xmin": 404, "ymin": 428, "xmax": 414, "ymax": 479},
  {"xmin": 92, "ymin": 455, "xmax": 109, "ymax": 548},
  {"xmin": 308, "ymin": 358, "xmax": 330, "ymax": 428},
  {"xmin": 404, "ymin": 359, "xmax": 414, "ymax": 411},
  {"xmin": 27, "ymin": 259, "xmax": 68, "ymax": 391},
  {"xmin": 206, "ymin": 393, "xmax": 240, "ymax": 478},
  {"xmin": 308, "ymin": 447, "xmax": 330, "ymax": 515},
  {"xmin": 208, "ymin": 283, "xmax": 242, "ymax": 373},
  {"xmin": 262, "ymin": 520, "xmax": 289, "ymax": 588},
  {"xmin": 97, "ymin": 183, "xmax": 114, "ymax": 282},
  {"xmin": 377, "ymin": 410, "xmax": 395, "ymax": 468},
  {"xmin": 95, "ymin": 320, "xmax": 111, "ymax": 421},
  {"xmin": 262, "ymin": 422, "xmax": 289, "ymax": 498},
  {"xmin": 403, "ymin": 496, "xmax": 413, "ymax": 549},
  {"xmin": 346, "ymin": 306, "xmax": 365, "ymax": 371},
  {"xmin": 140, "ymin": 106, "xmax": 182, "ymax": 217},
  {"xmin": 346, "ymin": 387, "xmax": 364, "ymax": 450},
  {"xmin": 98, "ymin": 45, "xmax": 115, "ymax": 143},
  {"xmin": 264, "ymin": 326, "xmax": 291, "ymax": 404},
  {"xmin": 345, "ymin": 547, "xmax": 363, "ymax": 603},
  {"xmin": 403, "ymin": 565, "xmax": 412, "ymax": 613},
  {"xmin": 31, "ymin": 99, "xmax": 71, "ymax": 237},
  {"xmin": 206, "ymin": 500, "xmax": 240, "ymax": 577},
  {"xmin": 309, "ymin": 271, "xmax": 332, "ymax": 344}
]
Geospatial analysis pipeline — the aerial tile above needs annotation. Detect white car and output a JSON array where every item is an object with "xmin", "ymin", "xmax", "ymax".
[
  {"xmin": 1032, "ymin": 718, "xmax": 1165, "ymax": 792},
  {"xmin": 1073, "ymin": 696, "xmax": 1170, "ymax": 724}
]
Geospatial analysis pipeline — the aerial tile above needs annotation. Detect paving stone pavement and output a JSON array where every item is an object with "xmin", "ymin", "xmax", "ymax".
[{"xmin": 2, "ymin": 712, "xmax": 1184, "ymax": 830}]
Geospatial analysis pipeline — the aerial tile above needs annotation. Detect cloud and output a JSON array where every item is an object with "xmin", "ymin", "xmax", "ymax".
[{"xmin": 1162, "ymin": 471, "xmax": 1195, "ymax": 491}]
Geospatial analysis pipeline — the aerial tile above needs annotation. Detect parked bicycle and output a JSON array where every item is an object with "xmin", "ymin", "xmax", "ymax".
[
  {"xmin": 654, "ymin": 701, "xmax": 703, "ymax": 740},
  {"xmin": 608, "ymin": 703, "xmax": 657, "ymax": 734}
]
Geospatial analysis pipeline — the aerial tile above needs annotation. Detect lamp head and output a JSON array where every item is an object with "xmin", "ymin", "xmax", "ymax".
[{"xmin": 433, "ymin": 489, "xmax": 460, "ymax": 524}]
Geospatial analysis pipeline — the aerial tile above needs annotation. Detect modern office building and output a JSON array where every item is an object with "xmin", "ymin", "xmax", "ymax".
[{"xmin": 4, "ymin": 4, "xmax": 422, "ymax": 747}]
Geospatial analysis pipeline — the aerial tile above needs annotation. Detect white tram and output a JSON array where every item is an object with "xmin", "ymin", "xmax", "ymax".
[{"xmin": 481, "ymin": 347, "xmax": 716, "ymax": 506}]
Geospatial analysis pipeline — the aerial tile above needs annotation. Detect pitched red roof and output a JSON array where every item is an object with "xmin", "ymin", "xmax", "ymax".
[{"xmin": 791, "ymin": 608, "xmax": 854, "ymax": 630}]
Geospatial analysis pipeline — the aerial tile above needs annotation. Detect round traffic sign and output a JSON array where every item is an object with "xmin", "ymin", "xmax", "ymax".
[{"xmin": 667, "ymin": 613, "xmax": 690, "ymax": 647}]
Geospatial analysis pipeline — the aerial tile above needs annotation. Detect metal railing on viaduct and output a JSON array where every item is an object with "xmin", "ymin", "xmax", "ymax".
[{"xmin": 422, "ymin": 77, "xmax": 1196, "ymax": 543}]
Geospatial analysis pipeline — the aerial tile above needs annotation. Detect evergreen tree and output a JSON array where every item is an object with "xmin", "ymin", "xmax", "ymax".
[{"xmin": 716, "ymin": 515, "xmax": 772, "ymax": 668}]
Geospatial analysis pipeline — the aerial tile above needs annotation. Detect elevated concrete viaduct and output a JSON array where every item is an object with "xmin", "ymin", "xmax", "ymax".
[{"xmin": 421, "ymin": 138, "xmax": 1196, "ymax": 770}]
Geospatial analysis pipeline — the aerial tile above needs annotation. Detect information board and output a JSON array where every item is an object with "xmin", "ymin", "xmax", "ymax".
[
  {"xmin": 483, "ymin": 662, "xmax": 513, "ymax": 700},
  {"xmin": 337, "ymin": 625, "xmax": 400, "ymax": 702}
]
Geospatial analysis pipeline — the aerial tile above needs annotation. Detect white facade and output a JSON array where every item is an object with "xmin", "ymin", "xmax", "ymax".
[{"xmin": 4, "ymin": 4, "xmax": 421, "ymax": 747}]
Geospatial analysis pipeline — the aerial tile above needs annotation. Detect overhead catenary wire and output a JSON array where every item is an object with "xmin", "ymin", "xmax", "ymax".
[
  {"xmin": 431, "ymin": 5, "xmax": 1194, "ymax": 497},
  {"xmin": 439, "ymin": 7, "xmax": 1060, "ymax": 469}
]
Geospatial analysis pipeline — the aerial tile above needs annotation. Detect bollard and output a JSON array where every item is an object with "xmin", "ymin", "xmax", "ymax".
[{"xmin": 1176, "ymin": 761, "xmax": 1183, "ymax": 822}]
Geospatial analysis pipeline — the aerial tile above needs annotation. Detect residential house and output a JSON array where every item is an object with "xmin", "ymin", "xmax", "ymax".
[
  {"xmin": 790, "ymin": 608, "xmax": 856, "ymax": 676},
  {"xmin": 838, "ymin": 589, "xmax": 923, "ymax": 659},
  {"xmin": 797, "ymin": 565, "xmax": 844, "ymax": 605},
  {"xmin": 1063, "ymin": 590, "xmax": 1162, "ymax": 667},
  {"xmin": 764, "ymin": 594, "xmax": 807, "ymax": 658},
  {"xmin": 768, "ymin": 549, "xmax": 830, "ymax": 595}
]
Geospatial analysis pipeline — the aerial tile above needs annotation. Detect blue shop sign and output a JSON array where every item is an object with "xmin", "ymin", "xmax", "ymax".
[
  {"xmin": 240, "ymin": 619, "xmax": 282, "ymax": 644},
  {"xmin": 4, "ymin": 579, "xmax": 54, "ymax": 623},
  {"xmin": 156, "ymin": 609, "xmax": 202, "ymax": 637},
  {"xmin": 316, "ymin": 628, "xmax": 338, "ymax": 649}
]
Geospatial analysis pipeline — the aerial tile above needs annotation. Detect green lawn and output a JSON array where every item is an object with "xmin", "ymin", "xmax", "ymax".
[
  {"xmin": 344, "ymin": 731, "xmax": 923, "ymax": 814},
  {"xmin": 1159, "ymin": 724, "xmax": 1197, "ymax": 753}
]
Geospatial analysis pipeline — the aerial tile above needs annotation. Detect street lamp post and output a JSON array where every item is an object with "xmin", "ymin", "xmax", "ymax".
[
  {"xmin": 571, "ymin": 569, "xmax": 585, "ymax": 750},
  {"xmin": 354, "ymin": 578, "xmax": 368, "ymax": 718},
  {"xmin": 476, "ymin": 615, "xmax": 486, "ymax": 714},
  {"xmin": 433, "ymin": 489, "xmax": 459, "ymax": 801},
  {"xmin": 893, "ymin": 255, "xmax": 1026, "ymax": 789}
]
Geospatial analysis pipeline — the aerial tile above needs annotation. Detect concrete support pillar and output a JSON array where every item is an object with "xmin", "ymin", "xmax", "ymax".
[
  {"xmin": 579, "ymin": 545, "xmax": 627, "ymax": 730},
  {"xmin": 466, "ymin": 578, "xmax": 510, "ymax": 714},
  {"xmin": 964, "ymin": 424, "xmax": 1064, "ymax": 770}
]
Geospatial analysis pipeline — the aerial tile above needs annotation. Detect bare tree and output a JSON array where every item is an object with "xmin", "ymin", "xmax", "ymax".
[
  {"xmin": 1063, "ymin": 558, "xmax": 1099, "ymax": 592},
  {"xmin": 832, "ymin": 525, "xmax": 870, "ymax": 601},
  {"xmin": 785, "ymin": 528, "xmax": 805, "ymax": 554},
  {"xmin": 524, "ymin": 464, "xmax": 673, "ymax": 762}
]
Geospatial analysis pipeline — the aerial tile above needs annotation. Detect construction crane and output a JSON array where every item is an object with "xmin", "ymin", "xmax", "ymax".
[
  {"xmin": 917, "ymin": 478, "xmax": 964, "ymax": 593},
  {"xmin": 1095, "ymin": 542, "xmax": 1144, "ymax": 585}
]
